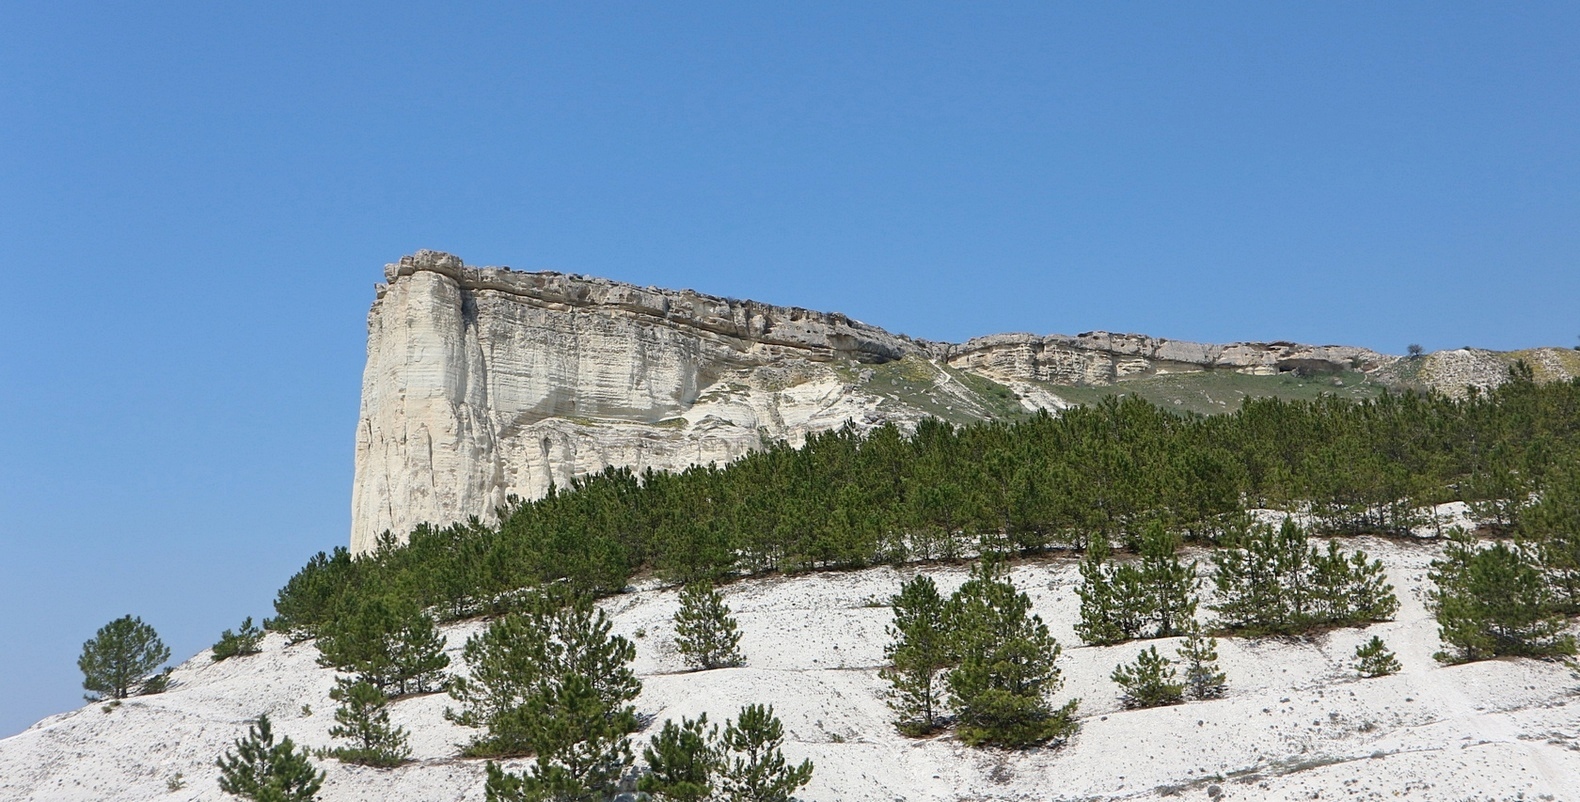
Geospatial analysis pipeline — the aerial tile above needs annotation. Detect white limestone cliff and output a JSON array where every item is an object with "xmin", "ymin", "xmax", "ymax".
[{"xmin": 350, "ymin": 251, "xmax": 1574, "ymax": 552}]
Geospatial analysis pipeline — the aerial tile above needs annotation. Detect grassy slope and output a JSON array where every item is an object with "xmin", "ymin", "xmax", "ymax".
[{"xmin": 1042, "ymin": 369, "xmax": 1386, "ymax": 416}]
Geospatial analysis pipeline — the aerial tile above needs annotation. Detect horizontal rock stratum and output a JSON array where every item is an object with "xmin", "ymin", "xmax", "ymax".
[{"xmin": 350, "ymin": 250, "xmax": 1579, "ymax": 552}]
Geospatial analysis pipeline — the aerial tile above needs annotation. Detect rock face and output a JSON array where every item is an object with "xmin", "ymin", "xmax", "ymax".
[
  {"xmin": 352, "ymin": 251, "xmax": 958, "ymax": 553},
  {"xmin": 350, "ymin": 251, "xmax": 1575, "ymax": 552}
]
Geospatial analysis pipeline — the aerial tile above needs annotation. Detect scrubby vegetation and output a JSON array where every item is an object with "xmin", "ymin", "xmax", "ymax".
[
  {"xmin": 211, "ymin": 617, "xmax": 264, "ymax": 661},
  {"xmin": 1111, "ymin": 646, "xmax": 1184, "ymax": 709}
]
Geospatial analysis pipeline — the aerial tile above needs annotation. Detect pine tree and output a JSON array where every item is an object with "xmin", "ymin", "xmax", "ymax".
[
  {"xmin": 1212, "ymin": 518, "xmax": 1397, "ymax": 635},
  {"xmin": 1111, "ymin": 646, "xmax": 1184, "ymax": 709},
  {"xmin": 1521, "ymin": 461, "xmax": 1580, "ymax": 613},
  {"xmin": 316, "ymin": 597, "xmax": 449, "ymax": 696},
  {"xmin": 639, "ymin": 714, "xmax": 718, "ymax": 802},
  {"xmin": 945, "ymin": 560, "xmax": 1079, "ymax": 748},
  {"xmin": 79, "ymin": 614, "xmax": 171, "ymax": 701},
  {"xmin": 1137, "ymin": 523, "xmax": 1200, "ymax": 638},
  {"xmin": 327, "ymin": 678, "xmax": 411, "ymax": 767},
  {"xmin": 1353, "ymin": 636, "xmax": 1401, "ymax": 678},
  {"xmin": 449, "ymin": 589, "xmax": 641, "ymax": 784},
  {"xmin": 212, "ymin": 617, "xmax": 265, "ymax": 662},
  {"xmin": 482, "ymin": 673, "xmax": 636, "ymax": 801},
  {"xmin": 881, "ymin": 574, "xmax": 951, "ymax": 736},
  {"xmin": 1428, "ymin": 532, "xmax": 1575, "ymax": 663},
  {"xmin": 674, "ymin": 582, "xmax": 745, "ymax": 671},
  {"xmin": 1074, "ymin": 541, "xmax": 1130, "ymax": 646},
  {"xmin": 1176, "ymin": 625, "xmax": 1226, "ymax": 700},
  {"xmin": 386, "ymin": 607, "xmax": 450, "ymax": 695},
  {"xmin": 716, "ymin": 704, "xmax": 813, "ymax": 802},
  {"xmin": 216, "ymin": 713, "xmax": 324, "ymax": 802}
]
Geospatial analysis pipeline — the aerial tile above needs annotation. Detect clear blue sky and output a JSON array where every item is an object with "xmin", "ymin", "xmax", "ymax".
[{"xmin": 2, "ymin": 3, "xmax": 1576, "ymax": 736}]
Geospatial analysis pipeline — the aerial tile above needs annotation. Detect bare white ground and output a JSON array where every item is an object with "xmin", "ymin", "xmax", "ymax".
[{"xmin": 5, "ymin": 536, "xmax": 1580, "ymax": 801}]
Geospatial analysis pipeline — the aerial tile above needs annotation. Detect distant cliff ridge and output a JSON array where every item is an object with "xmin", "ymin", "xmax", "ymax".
[{"xmin": 350, "ymin": 250, "xmax": 1578, "ymax": 552}]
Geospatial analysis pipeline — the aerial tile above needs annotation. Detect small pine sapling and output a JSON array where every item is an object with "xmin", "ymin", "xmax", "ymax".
[
  {"xmin": 674, "ymin": 582, "xmax": 745, "ymax": 671},
  {"xmin": 212, "ymin": 617, "xmax": 265, "ymax": 661},
  {"xmin": 327, "ymin": 678, "xmax": 411, "ymax": 767},
  {"xmin": 1353, "ymin": 636, "xmax": 1401, "ymax": 678},
  {"xmin": 1111, "ymin": 646, "xmax": 1184, "ymax": 709},
  {"xmin": 140, "ymin": 667, "xmax": 173, "ymax": 695},
  {"xmin": 716, "ymin": 704, "xmax": 813, "ymax": 802},
  {"xmin": 1176, "ymin": 625, "xmax": 1226, "ymax": 700},
  {"xmin": 638, "ymin": 714, "xmax": 719, "ymax": 802},
  {"xmin": 216, "ymin": 713, "xmax": 325, "ymax": 802}
]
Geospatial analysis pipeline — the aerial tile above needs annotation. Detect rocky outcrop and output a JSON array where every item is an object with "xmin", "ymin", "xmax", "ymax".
[
  {"xmin": 351, "ymin": 251, "xmax": 964, "ymax": 552},
  {"xmin": 947, "ymin": 332, "xmax": 1391, "ymax": 386},
  {"xmin": 350, "ymin": 251, "xmax": 1574, "ymax": 551}
]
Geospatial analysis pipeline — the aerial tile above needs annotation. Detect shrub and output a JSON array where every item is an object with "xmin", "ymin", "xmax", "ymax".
[
  {"xmin": 79, "ymin": 615, "xmax": 171, "ymax": 701},
  {"xmin": 1112, "ymin": 646, "xmax": 1184, "ymax": 709},
  {"xmin": 1353, "ymin": 636, "xmax": 1401, "ymax": 677},
  {"xmin": 213, "ymin": 617, "xmax": 265, "ymax": 661}
]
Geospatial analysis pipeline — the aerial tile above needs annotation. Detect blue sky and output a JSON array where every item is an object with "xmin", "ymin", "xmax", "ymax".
[{"xmin": 2, "ymin": 3, "xmax": 1576, "ymax": 736}]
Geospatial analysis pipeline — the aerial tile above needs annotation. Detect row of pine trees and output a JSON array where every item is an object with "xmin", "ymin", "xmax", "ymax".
[{"xmin": 269, "ymin": 369, "xmax": 1580, "ymax": 642}]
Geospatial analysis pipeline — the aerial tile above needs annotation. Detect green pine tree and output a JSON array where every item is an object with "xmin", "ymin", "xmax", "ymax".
[
  {"xmin": 716, "ymin": 705, "xmax": 813, "ymax": 802},
  {"xmin": 79, "ymin": 614, "xmax": 171, "ymax": 701},
  {"xmin": 1111, "ymin": 646, "xmax": 1185, "ymax": 709},
  {"xmin": 881, "ymin": 574, "xmax": 951, "ymax": 736},
  {"xmin": 1137, "ymin": 523, "xmax": 1200, "ymax": 638},
  {"xmin": 638, "ymin": 714, "xmax": 719, "ymax": 802},
  {"xmin": 1353, "ymin": 636, "xmax": 1401, "ymax": 678},
  {"xmin": 386, "ymin": 606, "xmax": 450, "ymax": 695},
  {"xmin": 483, "ymin": 672, "xmax": 636, "ymax": 801},
  {"xmin": 316, "ymin": 597, "xmax": 449, "ymax": 696},
  {"xmin": 212, "ymin": 617, "xmax": 265, "ymax": 662},
  {"xmin": 216, "ymin": 713, "xmax": 325, "ymax": 802},
  {"xmin": 327, "ymin": 678, "xmax": 411, "ymax": 767},
  {"xmin": 448, "ymin": 589, "xmax": 641, "ymax": 769},
  {"xmin": 1428, "ymin": 532, "xmax": 1575, "ymax": 663},
  {"xmin": 945, "ymin": 560, "xmax": 1079, "ymax": 748},
  {"xmin": 674, "ymin": 582, "xmax": 745, "ymax": 671},
  {"xmin": 1176, "ymin": 625, "xmax": 1226, "ymax": 700}
]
